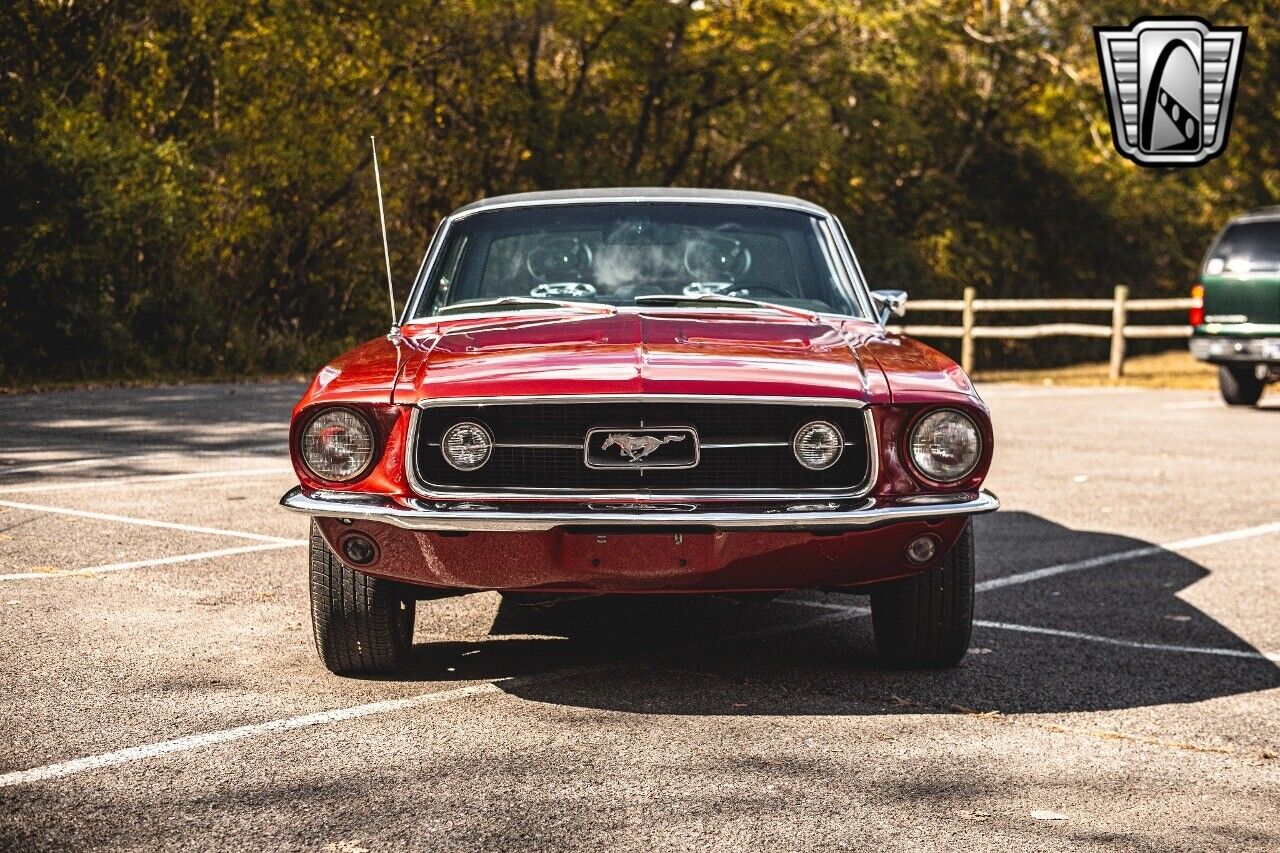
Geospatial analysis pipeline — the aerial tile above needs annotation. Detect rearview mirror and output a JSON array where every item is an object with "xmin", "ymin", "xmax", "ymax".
[{"xmin": 870, "ymin": 289, "xmax": 908, "ymax": 323}]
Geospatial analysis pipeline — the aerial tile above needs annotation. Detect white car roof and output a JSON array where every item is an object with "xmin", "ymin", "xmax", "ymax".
[{"xmin": 451, "ymin": 187, "xmax": 832, "ymax": 218}]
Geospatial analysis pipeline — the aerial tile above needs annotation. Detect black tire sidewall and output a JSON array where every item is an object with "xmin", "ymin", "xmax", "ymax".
[
  {"xmin": 870, "ymin": 520, "xmax": 976, "ymax": 668},
  {"xmin": 1218, "ymin": 364, "xmax": 1264, "ymax": 406},
  {"xmin": 309, "ymin": 521, "xmax": 414, "ymax": 675}
]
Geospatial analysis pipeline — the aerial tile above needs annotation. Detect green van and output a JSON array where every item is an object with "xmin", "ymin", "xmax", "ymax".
[{"xmin": 1190, "ymin": 208, "xmax": 1280, "ymax": 406}]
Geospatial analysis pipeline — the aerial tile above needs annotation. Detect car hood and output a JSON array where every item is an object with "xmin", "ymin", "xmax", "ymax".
[{"xmin": 392, "ymin": 310, "xmax": 882, "ymax": 404}]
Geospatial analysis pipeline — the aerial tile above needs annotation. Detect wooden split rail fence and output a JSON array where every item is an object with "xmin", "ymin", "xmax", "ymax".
[{"xmin": 888, "ymin": 285, "xmax": 1197, "ymax": 379}]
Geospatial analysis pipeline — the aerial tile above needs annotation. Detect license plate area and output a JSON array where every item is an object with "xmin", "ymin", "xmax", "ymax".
[{"xmin": 561, "ymin": 531, "xmax": 717, "ymax": 576}]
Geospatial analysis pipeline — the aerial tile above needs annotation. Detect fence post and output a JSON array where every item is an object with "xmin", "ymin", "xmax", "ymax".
[
  {"xmin": 1109, "ymin": 284, "xmax": 1128, "ymax": 380},
  {"xmin": 960, "ymin": 286, "xmax": 977, "ymax": 375}
]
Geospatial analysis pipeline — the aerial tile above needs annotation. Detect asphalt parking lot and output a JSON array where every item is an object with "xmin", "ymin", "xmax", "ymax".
[{"xmin": 0, "ymin": 381, "xmax": 1277, "ymax": 851}]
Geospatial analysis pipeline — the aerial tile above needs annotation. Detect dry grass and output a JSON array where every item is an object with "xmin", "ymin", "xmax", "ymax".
[{"xmin": 975, "ymin": 350, "xmax": 1218, "ymax": 390}]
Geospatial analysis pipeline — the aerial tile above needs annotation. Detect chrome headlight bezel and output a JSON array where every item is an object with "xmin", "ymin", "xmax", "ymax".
[
  {"xmin": 907, "ymin": 408, "xmax": 982, "ymax": 485},
  {"xmin": 299, "ymin": 406, "xmax": 377, "ymax": 483},
  {"xmin": 440, "ymin": 421, "xmax": 495, "ymax": 472},
  {"xmin": 791, "ymin": 420, "xmax": 844, "ymax": 471}
]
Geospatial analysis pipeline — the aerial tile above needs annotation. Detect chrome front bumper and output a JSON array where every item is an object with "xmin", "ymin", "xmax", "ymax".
[
  {"xmin": 280, "ymin": 486, "xmax": 999, "ymax": 533},
  {"xmin": 1190, "ymin": 336, "xmax": 1280, "ymax": 363}
]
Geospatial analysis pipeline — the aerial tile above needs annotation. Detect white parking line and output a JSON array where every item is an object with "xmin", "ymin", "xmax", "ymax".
[
  {"xmin": 4, "ymin": 513, "xmax": 1278, "ymax": 786},
  {"xmin": 0, "ymin": 541, "xmax": 305, "ymax": 582},
  {"xmin": 0, "ymin": 453, "xmax": 170, "ymax": 477},
  {"xmin": 975, "ymin": 520, "xmax": 1280, "ymax": 593},
  {"xmin": 1162, "ymin": 400, "xmax": 1222, "ymax": 410},
  {"xmin": 975, "ymin": 545, "xmax": 1166, "ymax": 593},
  {"xmin": 0, "ymin": 682, "xmax": 510, "ymax": 787},
  {"xmin": 0, "ymin": 444, "xmax": 287, "ymax": 478},
  {"xmin": 973, "ymin": 620, "xmax": 1280, "ymax": 662},
  {"xmin": 790, "ymin": 600, "xmax": 871, "ymax": 614},
  {"xmin": 1162, "ymin": 521, "xmax": 1280, "ymax": 552},
  {"xmin": 0, "ymin": 499, "xmax": 299, "ymax": 544},
  {"xmin": 0, "ymin": 609, "xmax": 855, "ymax": 788},
  {"xmin": 784, "ymin": 601, "xmax": 1280, "ymax": 661},
  {"xmin": 0, "ymin": 467, "xmax": 293, "ymax": 495}
]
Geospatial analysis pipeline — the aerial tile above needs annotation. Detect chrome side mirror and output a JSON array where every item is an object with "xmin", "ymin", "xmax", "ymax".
[{"xmin": 870, "ymin": 289, "xmax": 908, "ymax": 323}]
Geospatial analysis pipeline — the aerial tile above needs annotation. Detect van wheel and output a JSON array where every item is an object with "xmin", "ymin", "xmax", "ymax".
[
  {"xmin": 1219, "ymin": 364, "xmax": 1264, "ymax": 406},
  {"xmin": 309, "ymin": 521, "xmax": 415, "ymax": 676},
  {"xmin": 871, "ymin": 521, "xmax": 975, "ymax": 668}
]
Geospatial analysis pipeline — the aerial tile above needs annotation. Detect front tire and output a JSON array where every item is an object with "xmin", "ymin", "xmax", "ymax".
[
  {"xmin": 871, "ymin": 521, "xmax": 975, "ymax": 668},
  {"xmin": 309, "ymin": 521, "xmax": 415, "ymax": 675},
  {"xmin": 1218, "ymin": 364, "xmax": 1264, "ymax": 406}
]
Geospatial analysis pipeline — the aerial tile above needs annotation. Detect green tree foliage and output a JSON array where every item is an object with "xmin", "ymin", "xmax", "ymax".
[{"xmin": 1, "ymin": 0, "xmax": 1276, "ymax": 382}]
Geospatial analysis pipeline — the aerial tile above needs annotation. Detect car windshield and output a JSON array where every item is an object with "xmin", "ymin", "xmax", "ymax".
[
  {"xmin": 1206, "ymin": 221, "xmax": 1280, "ymax": 274},
  {"xmin": 411, "ymin": 202, "xmax": 861, "ymax": 318}
]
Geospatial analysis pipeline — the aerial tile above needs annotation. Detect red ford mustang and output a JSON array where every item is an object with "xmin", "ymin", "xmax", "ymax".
[{"xmin": 281, "ymin": 189, "xmax": 997, "ymax": 675}]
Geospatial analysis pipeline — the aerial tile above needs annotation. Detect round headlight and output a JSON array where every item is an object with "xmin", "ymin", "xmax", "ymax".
[
  {"xmin": 909, "ymin": 409, "xmax": 981, "ymax": 483},
  {"xmin": 792, "ymin": 420, "xmax": 844, "ymax": 470},
  {"xmin": 300, "ymin": 408, "xmax": 375, "ymax": 482},
  {"xmin": 441, "ymin": 421, "xmax": 493, "ymax": 471}
]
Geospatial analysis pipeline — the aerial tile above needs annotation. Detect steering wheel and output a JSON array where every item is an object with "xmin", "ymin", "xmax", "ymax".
[
  {"xmin": 727, "ymin": 283, "xmax": 795, "ymax": 299},
  {"xmin": 527, "ymin": 237, "xmax": 592, "ymax": 282},
  {"xmin": 683, "ymin": 236, "xmax": 751, "ymax": 282}
]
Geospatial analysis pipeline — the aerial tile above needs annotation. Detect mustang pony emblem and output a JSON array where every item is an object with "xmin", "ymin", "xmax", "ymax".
[{"xmin": 600, "ymin": 432, "xmax": 687, "ymax": 463}]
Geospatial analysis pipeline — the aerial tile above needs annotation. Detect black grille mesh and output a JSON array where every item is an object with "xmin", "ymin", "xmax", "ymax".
[{"xmin": 415, "ymin": 400, "xmax": 870, "ymax": 494}]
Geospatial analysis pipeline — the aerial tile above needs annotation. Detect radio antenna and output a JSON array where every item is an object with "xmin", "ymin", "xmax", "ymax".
[{"xmin": 370, "ymin": 135, "xmax": 398, "ymax": 330}]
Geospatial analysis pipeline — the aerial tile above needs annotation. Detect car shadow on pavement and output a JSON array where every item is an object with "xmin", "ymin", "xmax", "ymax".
[
  {"xmin": 0, "ymin": 382, "xmax": 302, "ymax": 484},
  {"xmin": 399, "ymin": 511, "xmax": 1280, "ymax": 715}
]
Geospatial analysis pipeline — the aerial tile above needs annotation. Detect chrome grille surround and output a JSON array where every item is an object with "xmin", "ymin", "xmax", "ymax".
[{"xmin": 405, "ymin": 394, "xmax": 878, "ymax": 501}]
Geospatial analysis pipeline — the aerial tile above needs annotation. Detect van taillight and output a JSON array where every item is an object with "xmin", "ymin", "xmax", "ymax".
[{"xmin": 1189, "ymin": 283, "xmax": 1204, "ymax": 326}]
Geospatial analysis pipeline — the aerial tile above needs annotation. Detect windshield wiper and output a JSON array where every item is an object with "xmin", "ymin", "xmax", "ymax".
[
  {"xmin": 633, "ymin": 293, "xmax": 819, "ymax": 321},
  {"xmin": 436, "ymin": 297, "xmax": 615, "ymax": 315}
]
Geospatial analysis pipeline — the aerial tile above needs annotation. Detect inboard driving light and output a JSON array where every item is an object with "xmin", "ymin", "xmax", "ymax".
[
  {"xmin": 909, "ymin": 409, "xmax": 981, "ymax": 483},
  {"xmin": 441, "ymin": 421, "xmax": 494, "ymax": 471},
  {"xmin": 301, "ymin": 408, "xmax": 375, "ymax": 482},
  {"xmin": 792, "ymin": 420, "xmax": 843, "ymax": 470},
  {"xmin": 341, "ymin": 533, "xmax": 378, "ymax": 566},
  {"xmin": 905, "ymin": 534, "xmax": 940, "ymax": 565}
]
